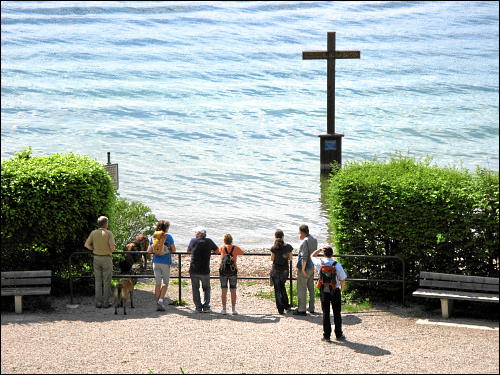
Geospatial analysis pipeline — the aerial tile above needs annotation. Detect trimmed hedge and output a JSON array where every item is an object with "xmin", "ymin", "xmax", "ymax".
[
  {"xmin": 1, "ymin": 148, "xmax": 116, "ymax": 292},
  {"xmin": 325, "ymin": 156, "xmax": 499, "ymax": 299}
]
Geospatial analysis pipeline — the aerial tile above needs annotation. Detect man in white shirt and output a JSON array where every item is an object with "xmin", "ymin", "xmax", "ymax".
[{"xmin": 311, "ymin": 245, "xmax": 347, "ymax": 342}]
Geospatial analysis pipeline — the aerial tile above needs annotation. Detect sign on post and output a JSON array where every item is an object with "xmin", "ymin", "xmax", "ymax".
[{"xmin": 103, "ymin": 152, "xmax": 119, "ymax": 190}]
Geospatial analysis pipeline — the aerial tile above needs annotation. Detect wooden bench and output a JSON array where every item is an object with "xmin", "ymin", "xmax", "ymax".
[
  {"xmin": 412, "ymin": 271, "xmax": 499, "ymax": 318},
  {"xmin": 1, "ymin": 270, "xmax": 52, "ymax": 313}
]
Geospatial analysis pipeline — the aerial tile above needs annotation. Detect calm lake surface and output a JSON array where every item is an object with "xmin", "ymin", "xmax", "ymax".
[{"xmin": 2, "ymin": 1, "xmax": 499, "ymax": 249}]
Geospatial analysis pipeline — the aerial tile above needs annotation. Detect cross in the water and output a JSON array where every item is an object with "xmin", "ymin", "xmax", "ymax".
[
  {"xmin": 303, "ymin": 31, "xmax": 360, "ymax": 173},
  {"xmin": 303, "ymin": 31, "xmax": 360, "ymax": 134}
]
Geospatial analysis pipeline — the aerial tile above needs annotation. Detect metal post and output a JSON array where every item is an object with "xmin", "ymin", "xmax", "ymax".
[
  {"xmin": 69, "ymin": 253, "xmax": 74, "ymax": 305},
  {"xmin": 402, "ymin": 258, "xmax": 406, "ymax": 307},
  {"xmin": 289, "ymin": 259, "xmax": 293, "ymax": 306},
  {"xmin": 178, "ymin": 253, "xmax": 182, "ymax": 303},
  {"xmin": 107, "ymin": 152, "xmax": 111, "ymax": 164}
]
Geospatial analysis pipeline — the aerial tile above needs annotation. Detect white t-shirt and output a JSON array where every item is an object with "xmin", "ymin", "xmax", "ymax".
[{"xmin": 311, "ymin": 257, "xmax": 347, "ymax": 289}]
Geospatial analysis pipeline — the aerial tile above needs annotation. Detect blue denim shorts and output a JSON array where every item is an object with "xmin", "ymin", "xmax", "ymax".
[{"xmin": 220, "ymin": 275, "xmax": 238, "ymax": 289}]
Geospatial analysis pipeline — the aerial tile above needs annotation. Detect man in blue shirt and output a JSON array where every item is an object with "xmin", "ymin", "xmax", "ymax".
[
  {"xmin": 311, "ymin": 245, "xmax": 347, "ymax": 342},
  {"xmin": 187, "ymin": 227, "xmax": 218, "ymax": 313}
]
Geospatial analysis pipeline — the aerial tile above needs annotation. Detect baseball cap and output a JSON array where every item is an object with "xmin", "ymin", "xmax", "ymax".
[{"xmin": 194, "ymin": 227, "xmax": 207, "ymax": 235}]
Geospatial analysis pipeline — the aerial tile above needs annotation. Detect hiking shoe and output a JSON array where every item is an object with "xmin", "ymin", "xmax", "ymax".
[
  {"xmin": 220, "ymin": 308, "xmax": 227, "ymax": 315},
  {"xmin": 335, "ymin": 334, "xmax": 346, "ymax": 341},
  {"xmin": 293, "ymin": 310, "xmax": 307, "ymax": 316},
  {"xmin": 321, "ymin": 337, "xmax": 331, "ymax": 342}
]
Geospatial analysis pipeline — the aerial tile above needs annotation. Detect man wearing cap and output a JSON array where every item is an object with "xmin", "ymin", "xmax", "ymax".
[
  {"xmin": 187, "ymin": 227, "xmax": 218, "ymax": 313},
  {"xmin": 310, "ymin": 245, "xmax": 347, "ymax": 342}
]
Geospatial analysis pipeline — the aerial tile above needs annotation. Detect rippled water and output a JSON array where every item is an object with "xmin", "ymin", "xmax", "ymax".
[{"xmin": 2, "ymin": 1, "xmax": 498, "ymax": 249}]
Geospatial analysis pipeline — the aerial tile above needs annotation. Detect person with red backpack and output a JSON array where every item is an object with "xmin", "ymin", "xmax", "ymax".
[{"xmin": 311, "ymin": 245, "xmax": 347, "ymax": 342}]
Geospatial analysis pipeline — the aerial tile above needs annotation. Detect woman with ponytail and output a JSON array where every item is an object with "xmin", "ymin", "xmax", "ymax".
[{"xmin": 270, "ymin": 229, "xmax": 293, "ymax": 314}]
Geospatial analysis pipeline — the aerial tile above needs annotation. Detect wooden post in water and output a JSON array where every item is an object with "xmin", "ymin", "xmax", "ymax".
[{"xmin": 303, "ymin": 31, "xmax": 360, "ymax": 174}]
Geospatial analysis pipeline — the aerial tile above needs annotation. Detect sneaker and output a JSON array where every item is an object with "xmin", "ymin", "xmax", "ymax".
[
  {"xmin": 278, "ymin": 310, "xmax": 285, "ymax": 315},
  {"xmin": 102, "ymin": 303, "xmax": 112, "ymax": 309},
  {"xmin": 96, "ymin": 304, "xmax": 103, "ymax": 308},
  {"xmin": 293, "ymin": 310, "xmax": 307, "ymax": 316},
  {"xmin": 157, "ymin": 302, "xmax": 165, "ymax": 311},
  {"xmin": 335, "ymin": 334, "xmax": 346, "ymax": 341},
  {"xmin": 195, "ymin": 307, "xmax": 203, "ymax": 313},
  {"xmin": 220, "ymin": 308, "xmax": 227, "ymax": 315},
  {"xmin": 307, "ymin": 309, "xmax": 317, "ymax": 314},
  {"xmin": 231, "ymin": 308, "xmax": 238, "ymax": 315},
  {"xmin": 285, "ymin": 307, "xmax": 292, "ymax": 314},
  {"xmin": 321, "ymin": 337, "xmax": 331, "ymax": 342},
  {"xmin": 203, "ymin": 306, "xmax": 212, "ymax": 313}
]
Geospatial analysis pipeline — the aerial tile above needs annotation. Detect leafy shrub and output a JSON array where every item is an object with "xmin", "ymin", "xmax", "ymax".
[
  {"xmin": 108, "ymin": 196, "xmax": 157, "ymax": 250},
  {"xmin": 325, "ymin": 155, "xmax": 499, "ymax": 299},
  {"xmin": 1, "ymin": 148, "xmax": 116, "ymax": 294}
]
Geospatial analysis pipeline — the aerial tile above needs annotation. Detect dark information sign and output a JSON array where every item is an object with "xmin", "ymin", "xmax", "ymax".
[{"xmin": 104, "ymin": 163, "xmax": 119, "ymax": 190}]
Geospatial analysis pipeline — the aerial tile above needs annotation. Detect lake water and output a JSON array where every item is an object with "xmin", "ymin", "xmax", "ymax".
[{"xmin": 1, "ymin": 1, "xmax": 499, "ymax": 249}]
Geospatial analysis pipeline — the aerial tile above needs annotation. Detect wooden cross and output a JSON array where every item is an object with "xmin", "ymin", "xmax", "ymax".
[{"xmin": 303, "ymin": 32, "xmax": 360, "ymax": 134}]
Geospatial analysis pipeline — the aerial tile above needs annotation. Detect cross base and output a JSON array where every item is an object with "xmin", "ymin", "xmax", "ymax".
[{"xmin": 319, "ymin": 133, "xmax": 344, "ymax": 175}]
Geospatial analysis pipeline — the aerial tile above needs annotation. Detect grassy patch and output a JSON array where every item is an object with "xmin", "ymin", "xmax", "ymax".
[
  {"xmin": 255, "ymin": 288, "xmax": 275, "ymax": 300},
  {"xmin": 170, "ymin": 299, "xmax": 189, "ymax": 306},
  {"xmin": 240, "ymin": 281, "xmax": 259, "ymax": 287},
  {"xmin": 171, "ymin": 280, "xmax": 189, "ymax": 287},
  {"xmin": 254, "ymin": 284, "xmax": 372, "ymax": 312},
  {"xmin": 136, "ymin": 281, "xmax": 155, "ymax": 287}
]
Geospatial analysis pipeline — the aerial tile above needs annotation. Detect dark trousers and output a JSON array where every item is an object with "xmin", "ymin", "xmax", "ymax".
[
  {"xmin": 320, "ymin": 288, "xmax": 343, "ymax": 339},
  {"xmin": 271, "ymin": 268, "xmax": 290, "ymax": 313}
]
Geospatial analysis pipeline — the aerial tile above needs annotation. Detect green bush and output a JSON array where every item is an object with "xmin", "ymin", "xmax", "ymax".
[
  {"xmin": 1, "ymin": 148, "xmax": 116, "ymax": 294},
  {"xmin": 325, "ymin": 155, "xmax": 499, "ymax": 299},
  {"xmin": 108, "ymin": 196, "xmax": 157, "ymax": 250}
]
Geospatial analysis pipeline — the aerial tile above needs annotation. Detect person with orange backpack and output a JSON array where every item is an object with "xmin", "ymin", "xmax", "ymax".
[
  {"xmin": 310, "ymin": 245, "xmax": 347, "ymax": 342},
  {"xmin": 147, "ymin": 220, "xmax": 177, "ymax": 311}
]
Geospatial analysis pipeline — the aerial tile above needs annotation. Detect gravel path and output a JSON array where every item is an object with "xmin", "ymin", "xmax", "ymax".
[{"xmin": 1, "ymin": 278, "xmax": 498, "ymax": 374}]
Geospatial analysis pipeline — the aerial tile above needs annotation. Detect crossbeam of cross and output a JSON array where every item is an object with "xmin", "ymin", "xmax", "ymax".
[{"xmin": 302, "ymin": 32, "xmax": 360, "ymax": 134}]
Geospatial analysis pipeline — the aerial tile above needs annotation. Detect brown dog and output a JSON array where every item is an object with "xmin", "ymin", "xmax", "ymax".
[
  {"xmin": 113, "ymin": 277, "xmax": 137, "ymax": 315},
  {"xmin": 124, "ymin": 235, "xmax": 149, "ymax": 269},
  {"xmin": 114, "ymin": 259, "xmax": 137, "ymax": 315}
]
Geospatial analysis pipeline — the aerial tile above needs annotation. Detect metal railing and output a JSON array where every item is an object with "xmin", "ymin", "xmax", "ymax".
[{"xmin": 68, "ymin": 251, "xmax": 406, "ymax": 306}]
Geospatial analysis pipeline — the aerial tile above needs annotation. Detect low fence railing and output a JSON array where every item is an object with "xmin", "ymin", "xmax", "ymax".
[{"xmin": 68, "ymin": 251, "xmax": 406, "ymax": 306}]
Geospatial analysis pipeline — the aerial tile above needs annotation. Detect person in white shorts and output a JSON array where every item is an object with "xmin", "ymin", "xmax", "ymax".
[{"xmin": 147, "ymin": 220, "xmax": 176, "ymax": 311}]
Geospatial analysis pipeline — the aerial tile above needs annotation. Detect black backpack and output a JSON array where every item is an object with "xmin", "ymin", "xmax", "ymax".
[{"xmin": 219, "ymin": 246, "xmax": 237, "ymax": 276}]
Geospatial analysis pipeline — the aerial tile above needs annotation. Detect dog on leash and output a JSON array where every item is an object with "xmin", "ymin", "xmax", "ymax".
[
  {"xmin": 114, "ymin": 260, "xmax": 137, "ymax": 315},
  {"xmin": 124, "ymin": 235, "xmax": 149, "ymax": 270}
]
